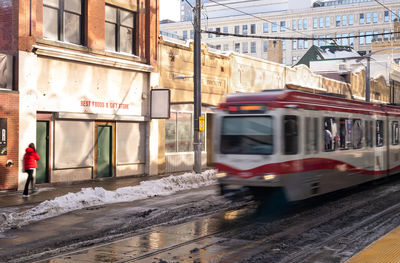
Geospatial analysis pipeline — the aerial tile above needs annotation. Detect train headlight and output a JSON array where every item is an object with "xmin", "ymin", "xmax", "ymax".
[
  {"xmin": 216, "ymin": 172, "xmax": 228, "ymax": 178},
  {"xmin": 263, "ymin": 174, "xmax": 277, "ymax": 181}
]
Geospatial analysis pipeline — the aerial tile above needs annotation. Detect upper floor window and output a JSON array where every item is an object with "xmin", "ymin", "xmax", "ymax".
[
  {"xmin": 292, "ymin": 19, "xmax": 297, "ymax": 30},
  {"xmin": 336, "ymin": 15, "xmax": 340, "ymax": 27},
  {"xmin": 280, "ymin": 21, "xmax": 286, "ymax": 32},
  {"xmin": 319, "ymin": 17, "xmax": 324, "ymax": 28},
  {"xmin": 234, "ymin": 43, "xmax": 240, "ymax": 52},
  {"xmin": 325, "ymin": 16, "xmax": 330, "ymax": 28},
  {"xmin": 313, "ymin": 17, "xmax": 318, "ymax": 28},
  {"xmin": 298, "ymin": 19, "xmax": 303, "ymax": 30},
  {"xmin": 272, "ymin": 22, "xmax": 277, "ymax": 32},
  {"xmin": 242, "ymin": 42, "xmax": 248, "ymax": 53},
  {"xmin": 349, "ymin": 33, "xmax": 354, "ymax": 46},
  {"xmin": 360, "ymin": 32, "xmax": 365, "ymax": 45},
  {"xmin": 384, "ymin": 11, "xmax": 389, "ymax": 22},
  {"xmin": 242, "ymin": 25, "xmax": 248, "ymax": 35},
  {"xmin": 366, "ymin": 12, "xmax": 371, "ymax": 24},
  {"xmin": 43, "ymin": 0, "xmax": 84, "ymax": 45},
  {"xmin": 263, "ymin": 23, "xmax": 269, "ymax": 33},
  {"xmin": 216, "ymin": 27, "xmax": 221, "ymax": 37},
  {"xmin": 250, "ymin": 24, "xmax": 256, "ymax": 34},
  {"xmin": 105, "ymin": 5, "xmax": 136, "ymax": 54},
  {"xmin": 373, "ymin": 12, "xmax": 378, "ymax": 23},
  {"xmin": 234, "ymin": 25, "xmax": 240, "ymax": 34},
  {"xmin": 349, "ymin": 14, "xmax": 354, "ymax": 25},
  {"xmin": 342, "ymin": 15, "xmax": 347, "ymax": 26},
  {"xmin": 360, "ymin": 13, "xmax": 364, "ymax": 24},
  {"xmin": 208, "ymin": 28, "xmax": 213, "ymax": 38},
  {"xmin": 250, "ymin": 42, "xmax": 256, "ymax": 53},
  {"xmin": 303, "ymin": 18, "xmax": 308, "ymax": 30}
]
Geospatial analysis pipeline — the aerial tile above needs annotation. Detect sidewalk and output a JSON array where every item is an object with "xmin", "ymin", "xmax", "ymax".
[{"xmin": 0, "ymin": 174, "xmax": 169, "ymax": 209}]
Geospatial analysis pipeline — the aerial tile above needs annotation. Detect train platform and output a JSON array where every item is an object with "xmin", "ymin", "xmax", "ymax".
[{"xmin": 345, "ymin": 226, "xmax": 400, "ymax": 263}]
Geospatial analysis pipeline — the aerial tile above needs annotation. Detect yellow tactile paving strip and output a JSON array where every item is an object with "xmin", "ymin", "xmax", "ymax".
[{"xmin": 346, "ymin": 226, "xmax": 400, "ymax": 263}]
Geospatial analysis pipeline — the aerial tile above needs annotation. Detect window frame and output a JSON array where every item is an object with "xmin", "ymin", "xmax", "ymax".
[
  {"xmin": 376, "ymin": 120, "xmax": 384, "ymax": 147},
  {"xmin": 283, "ymin": 115, "xmax": 298, "ymax": 155},
  {"xmin": 392, "ymin": 121, "xmax": 399, "ymax": 145},
  {"xmin": 105, "ymin": 4, "xmax": 137, "ymax": 54},
  {"xmin": 43, "ymin": 0, "xmax": 84, "ymax": 45}
]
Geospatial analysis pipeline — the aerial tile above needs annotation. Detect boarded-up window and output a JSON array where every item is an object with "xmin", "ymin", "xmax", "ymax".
[
  {"xmin": 116, "ymin": 122, "xmax": 145, "ymax": 164},
  {"xmin": 54, "ymin": 120, "xmax": 93, "ymax": 168}
]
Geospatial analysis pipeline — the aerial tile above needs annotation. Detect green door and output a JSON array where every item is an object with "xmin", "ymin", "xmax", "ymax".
[
  {"xmin": 36, "ymin": 121, "xmax": 49, "ymax": 184},
  {"xmin": 96, "ymin": 125, "xmax": 112, "ymax": 178}
]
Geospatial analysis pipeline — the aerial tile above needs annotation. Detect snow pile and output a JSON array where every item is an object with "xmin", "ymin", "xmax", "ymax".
[{"xmin": 0, "ymin": 170, "xmax": 217, "ymax": 232}]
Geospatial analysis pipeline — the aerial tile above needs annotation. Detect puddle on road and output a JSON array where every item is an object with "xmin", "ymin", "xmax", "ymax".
[{"xmin": 42, "ymin": 206, "xmax": 257, "ymax": 262}]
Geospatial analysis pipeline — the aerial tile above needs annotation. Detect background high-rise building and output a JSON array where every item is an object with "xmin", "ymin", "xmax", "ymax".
[
  {"xmin": 163, "ymin": 0, "xmax": 400, "ymax": 66},
  {"xmin": 181, "ymin": 0, "xmax": 208, "ymax": 22}
]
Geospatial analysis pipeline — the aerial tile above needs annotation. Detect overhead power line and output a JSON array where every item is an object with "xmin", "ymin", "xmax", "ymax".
[
  {"xmin": 206, "ymin": 0, "xmax": 313, "ymax": 38},
  {"xmin": 202, "ymin": 29, "xmax": 400, "ymax": 41}
]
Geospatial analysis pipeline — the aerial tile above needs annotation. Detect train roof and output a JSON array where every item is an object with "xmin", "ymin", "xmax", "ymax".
[{"xmin": 221, "ymin": 89, "xmax": 400, "ymax": 116}]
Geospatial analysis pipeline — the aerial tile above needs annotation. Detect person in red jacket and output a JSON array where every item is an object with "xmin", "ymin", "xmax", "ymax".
[{"xmin": 23, "ymin": 143, "xmax": 40, "ymax": 197}]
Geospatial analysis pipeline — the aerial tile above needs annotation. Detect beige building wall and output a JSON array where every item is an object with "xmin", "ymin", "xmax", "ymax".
[{"xmin": 157, "ymin": 35, "xmax": 400, "ymax": 174}]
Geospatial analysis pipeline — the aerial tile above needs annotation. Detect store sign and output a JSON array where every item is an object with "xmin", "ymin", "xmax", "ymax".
[{"xmin": 0, "ymin": 118, "xmax": 6, "ymax": 155}]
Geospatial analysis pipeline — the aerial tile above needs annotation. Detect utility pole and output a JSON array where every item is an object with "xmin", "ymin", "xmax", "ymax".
[{"xmin": 193, "ymin": 0, "xmax": 202, "ymax": 174}]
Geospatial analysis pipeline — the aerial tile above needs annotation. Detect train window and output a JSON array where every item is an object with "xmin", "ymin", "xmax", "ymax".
[
  {"xmin": 284, "ymin": 115, "xmax": 298, "ymax": 155},
  {"xmin": 365, "ymin": 120, "xmax": 373, "ymax": 147},
  {"xmin": 339, "ymin": 118, "xmax": 352, "ymax": 149},
  {"xmin": 305, "ymin": 117, "xmax": 312, "ymax": 154},
  {"xmin": 392, "ymin": 121, "xmax": 399, "ymax": 145},
  {"xmin": 305, "ymin": 117, "xmax": 318, "ymax": 154},
  {"xmin": 313, "ymin": 118, "xmax": 319, "ymax": 153},
  {"xmin": 376, "ymin": 120, "xmax": 384, "ymax": 147},
  {"xmin": 352, "ymin": 119, "xmax": 363, "ymax": 149},
  {"xmin": 220, "ymin": 116, "xmax": 273, "ymax": 155},
  {"xmin": 324, "ymin": 117, "xmax": 338, "ymax": 151}
]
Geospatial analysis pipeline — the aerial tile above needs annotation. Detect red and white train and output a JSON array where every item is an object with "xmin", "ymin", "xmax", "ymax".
[{"xmin": 212, "ymin": 89, "xmax": 400, "ymax": 201}]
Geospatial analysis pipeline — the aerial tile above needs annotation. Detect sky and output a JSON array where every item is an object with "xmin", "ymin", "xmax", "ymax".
[
  {"xmin": 160, "ymin": 0, "xmax": 181, "ymax": 21},
  {"xmin": 0, "ymin": 170, "xmax": 216, "ymax": 233}
]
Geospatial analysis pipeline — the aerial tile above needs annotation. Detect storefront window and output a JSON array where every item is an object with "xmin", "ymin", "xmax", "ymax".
[
  {"xmin": 165, "ymin": 113, "xmax": 177, "ymax": 152},
  {"xmin": 166, "ymin": 112, "xmax": 207, "ymax": 153}
]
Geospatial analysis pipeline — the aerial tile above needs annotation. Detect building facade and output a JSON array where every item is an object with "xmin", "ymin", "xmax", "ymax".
[
  {"xmin": 0, "ymin": 0, "xmax": 160, "ymax": 190},
  {"xmin": 162, "ymin": 0, "xmax": 400, "ymax": 66},
  {"xmin": 158, "ymin": 36, "xmax": 364, "ymax": 174}
]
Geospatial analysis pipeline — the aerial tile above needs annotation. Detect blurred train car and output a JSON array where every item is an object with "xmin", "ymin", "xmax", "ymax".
[{"xmin": 212, "ymin": 89, "xmax": 400, "ymax": 201}]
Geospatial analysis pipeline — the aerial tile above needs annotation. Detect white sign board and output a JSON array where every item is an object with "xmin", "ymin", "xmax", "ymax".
[{"xmin": 151, "ymin": 89, "xmax": 170, "ymax": 119}]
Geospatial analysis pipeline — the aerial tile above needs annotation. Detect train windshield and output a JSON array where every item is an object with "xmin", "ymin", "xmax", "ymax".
[{"xmin": 220, "ymin": 116, "xmax": 273, "ymax": 155}]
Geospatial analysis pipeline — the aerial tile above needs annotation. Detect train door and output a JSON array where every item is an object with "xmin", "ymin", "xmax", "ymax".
[
  {"xmin": 374, "ymin": 119, "xmax": 386, "ymax": 174},
  {"xmin": 389, "ymin": 120, "xmax": 400, "ymax": 175},
  {"xmin": 364, "ymin": 120, "xmax": 374, "ymax": 172}
]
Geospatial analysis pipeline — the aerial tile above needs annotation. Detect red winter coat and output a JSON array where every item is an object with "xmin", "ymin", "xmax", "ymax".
[{"xmin": 23, "ymin": 147, "xmax": 40, "ymax": 170}]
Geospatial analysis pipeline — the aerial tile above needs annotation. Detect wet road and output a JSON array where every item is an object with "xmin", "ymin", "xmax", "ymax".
[
  {"xmin": 38, "ymin": 175, "xmax": 400, "ymax": 263},
  {"xmin": 41, "ymin": 207, "xmax": 257, "ymax": 263}
]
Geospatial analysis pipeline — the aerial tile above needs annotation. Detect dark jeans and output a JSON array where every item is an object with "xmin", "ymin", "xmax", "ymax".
[{"xmin": 23, "ymin": 169, "xmax": 34, "ymax": 196}]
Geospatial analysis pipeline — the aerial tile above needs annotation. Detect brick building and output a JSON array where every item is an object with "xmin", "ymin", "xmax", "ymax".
[{"xmin": 0, "ymin": 0, "xmax": 160, "ymax": 190}]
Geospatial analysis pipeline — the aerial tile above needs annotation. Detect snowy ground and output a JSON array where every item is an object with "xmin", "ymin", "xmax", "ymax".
[{"xmin": 0, "ymin": 170, "xmax": 217, "ymax": 233}]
